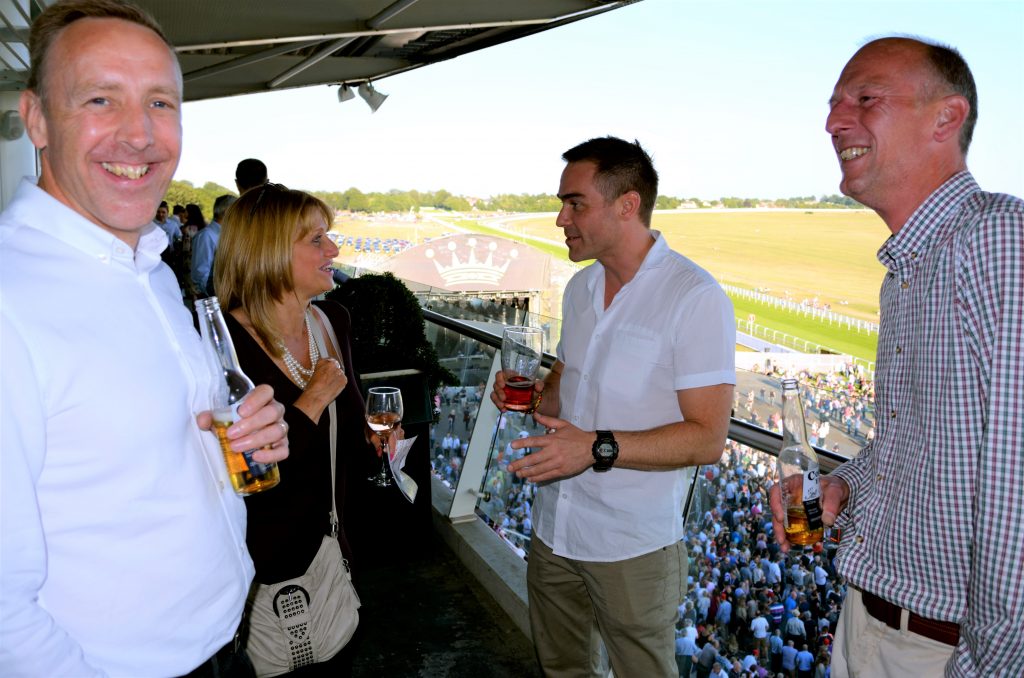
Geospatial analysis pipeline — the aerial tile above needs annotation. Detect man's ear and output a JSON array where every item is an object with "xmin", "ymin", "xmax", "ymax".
[
  {"xmin": 19, "ymin": 89, "xmax": 48, "ymax": 151},
  {"xmin": 619, "ymin": 190, "xmax": 641, "ymax": 219},
  {"xmin": 934, "ymin": 94, "xmax": 969, "ymax": 144}
]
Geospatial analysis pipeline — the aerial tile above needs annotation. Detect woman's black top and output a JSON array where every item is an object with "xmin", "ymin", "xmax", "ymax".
[{"xmin": 226, "ymin": 299, "xmax": 369, "ymax": 584}]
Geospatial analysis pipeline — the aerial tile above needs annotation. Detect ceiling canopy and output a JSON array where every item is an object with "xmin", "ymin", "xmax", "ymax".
[{"xmin": 1, "ymin": 0, "xmax": 639, "ymax": 101}]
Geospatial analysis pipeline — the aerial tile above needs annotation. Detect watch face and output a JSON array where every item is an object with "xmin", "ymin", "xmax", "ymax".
[{"xmin": 592, "ymin": 432, "xmax": 617, "ymax": 471}]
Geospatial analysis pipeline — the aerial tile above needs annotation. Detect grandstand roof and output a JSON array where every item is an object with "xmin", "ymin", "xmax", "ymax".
[{"xmin": 1, "ymin": 1, "xmax": 639, "ymax": 101}]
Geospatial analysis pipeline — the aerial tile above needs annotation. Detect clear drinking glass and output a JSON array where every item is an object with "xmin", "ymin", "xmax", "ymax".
[
  {"xmin": 501, "ymin": 326, "xmax": 543, "ymax": 413},
  {"xmin": 366, "ymin": 386, "xmax": 403, "ymax": 487}
]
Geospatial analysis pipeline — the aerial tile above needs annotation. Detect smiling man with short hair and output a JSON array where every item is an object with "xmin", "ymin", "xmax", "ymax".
[{"xmin": 0, "ymin": 2, "xmax": 288, "ymax": 675}]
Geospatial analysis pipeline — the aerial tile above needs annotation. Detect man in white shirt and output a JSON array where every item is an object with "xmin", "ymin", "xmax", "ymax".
[
  {"xmin": 751, "ymin": 610, "xmax": 771, "ymax": 659},
  {"xmin": 191, "ymin": 193, "xmax": 235, "ymax": 297},
  {"xmin": 0, "ymin": 2, "xmax": 288, "ymax": 676},
  {"xmin": 492, "ymin": 137, "xmax": 735, "ymax": 676}
]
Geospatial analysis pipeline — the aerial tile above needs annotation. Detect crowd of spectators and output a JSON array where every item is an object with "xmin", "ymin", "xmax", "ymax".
[
  {"xmin": 733, "ymin": 362, "xmax": 875, "ymax": 456},
  {"xmin": 428, "ymin": 368, "xmax": 862, "ymax": 677},
  {"xmin": 677, "ymin": 441, "xmax": 844, "ymax": 677}
]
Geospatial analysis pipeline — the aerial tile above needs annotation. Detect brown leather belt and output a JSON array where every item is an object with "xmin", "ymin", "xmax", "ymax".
[{"xmin": 861, "ymin": 590, "xmax": 960, "ymax": 647}]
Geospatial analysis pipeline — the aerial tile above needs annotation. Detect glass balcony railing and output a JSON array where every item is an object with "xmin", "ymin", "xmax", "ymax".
[
  {"xmin": 733, "ymin": 367, "xmax": 875, "ymax": 458},
  {"xmin": 420, "ymin": 304, "xmax": 854, "ymax": 672},
  {"xmin": 324, "ymin": 267, "xmax": 862, "ymax": 670},
  {"xmin": 420, "ymin": 305, "xmax": 855, "ymax": 556}
]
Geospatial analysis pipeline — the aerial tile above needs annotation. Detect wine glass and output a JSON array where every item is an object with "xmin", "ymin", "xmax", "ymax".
[
  {"xmin": 501, "ymin": 326, "xmax": 543, "ymax": 413},
  {"xmin": 366, "ymin": 386, "xmax": 403, "ymax": 487}
]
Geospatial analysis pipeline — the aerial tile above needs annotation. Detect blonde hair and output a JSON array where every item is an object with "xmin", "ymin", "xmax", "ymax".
[{"xmin": 214, "ymin": 183, "xmax": 334, "ymax": 358}]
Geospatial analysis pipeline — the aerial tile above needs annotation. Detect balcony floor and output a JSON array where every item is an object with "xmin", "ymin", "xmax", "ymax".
[{"xmin": 347, "ymin": 533, "xmax": 540, "ymax": 677}]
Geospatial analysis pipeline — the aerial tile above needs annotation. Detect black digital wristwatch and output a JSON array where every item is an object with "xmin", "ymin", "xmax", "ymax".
[{"xmin": 591, "ymin": 430, "xmax": 619, "ymax": 472}]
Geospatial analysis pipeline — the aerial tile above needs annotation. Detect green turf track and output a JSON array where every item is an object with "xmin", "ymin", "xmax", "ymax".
[
  {"xmin": 453, "ymin": 215, "xmax": 880, "ymax": 365},
  {"xmin": 728, "ymin": 294, "xmax": 878, "ymax": 363}
]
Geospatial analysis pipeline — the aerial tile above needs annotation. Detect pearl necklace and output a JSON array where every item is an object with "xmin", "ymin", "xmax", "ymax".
[{"xmin": 278, "ymin": 311, "xmax": 319, "ymax": 388}]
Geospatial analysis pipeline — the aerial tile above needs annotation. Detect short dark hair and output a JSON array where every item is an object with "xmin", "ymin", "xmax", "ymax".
[
  {"xmin": 235, "ymin": 158, "xmax": 269, "ymax": 193},
  {"xmin": 213, "ymin": 194, "xmax": 236, "ymax": 220},
  {"xmin": 921, "ymin": 41, "xmax": 978, "ymax": 155},
  {"xmin": 158, "ymin": 200, "xmax": 168, "ymax": 209},
  {"xmin": 562, "ymin": 136, "xmax": 658, "ymax": 226},
  {"xmin": 27, "ymin": 0, "xmax": 171, "ymax": 100}
]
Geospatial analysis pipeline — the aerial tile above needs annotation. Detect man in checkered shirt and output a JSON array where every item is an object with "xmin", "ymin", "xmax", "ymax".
[{"xmin": 771, "ymin": 36, "xmax": 1023, "ymax": 676}]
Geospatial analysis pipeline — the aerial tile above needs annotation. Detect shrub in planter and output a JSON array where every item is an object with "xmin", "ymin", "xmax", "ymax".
[{"xmin": 325, "ymin": 272, "xmax": 455, "ymax": 393}]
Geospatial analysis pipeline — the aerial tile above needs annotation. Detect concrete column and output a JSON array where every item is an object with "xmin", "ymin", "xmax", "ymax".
[
  {"xmin": 0, "ymin": 91, "xmax": 36, "ymax": 210},
  {"xmin": 1, "ymin": 0, "xmax": 36, "ymax": 211}
]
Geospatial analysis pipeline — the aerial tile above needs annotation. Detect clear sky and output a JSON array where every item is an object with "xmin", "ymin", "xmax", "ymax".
[{"xmin": 176, "ymin": 0, "xmax": 1024, "ymax": 201}]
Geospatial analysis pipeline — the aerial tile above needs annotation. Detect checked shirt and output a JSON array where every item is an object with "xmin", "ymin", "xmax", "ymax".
[{"xmin": 830, "ymin": 172, "xmax": 1023, "ymax": 676}]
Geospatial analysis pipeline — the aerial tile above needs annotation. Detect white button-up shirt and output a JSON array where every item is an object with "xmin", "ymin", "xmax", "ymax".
[
  {"xmin": 535, "ymin": 232, "xmax": 735, "ymax": 561},
  {"xmin": 1, "ymin": 180, "xmax": 253, "ymax": 676}
]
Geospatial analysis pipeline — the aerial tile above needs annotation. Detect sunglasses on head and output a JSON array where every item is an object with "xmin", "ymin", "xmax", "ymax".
[{"xmin": 249, "ymin": 182, "xmax": 287, "ymax": 218}]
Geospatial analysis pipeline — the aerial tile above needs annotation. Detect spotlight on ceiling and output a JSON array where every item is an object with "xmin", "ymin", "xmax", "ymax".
[
  {"xmin": 337, "ymin": 84, "xmax": 355, "ymax": 102},
  {"xmin": 357, "ymin": 82, "xmax": 388, "ymax": 113}
]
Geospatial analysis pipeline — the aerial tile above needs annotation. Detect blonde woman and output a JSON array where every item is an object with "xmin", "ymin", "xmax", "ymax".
[{"xmin": 215, "ymin": 183, "xmax": 378, "ymax": 674}]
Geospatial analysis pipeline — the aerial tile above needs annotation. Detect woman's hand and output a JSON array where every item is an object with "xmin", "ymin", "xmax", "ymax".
[
  {"xmin": 294, "ymin": 357, "xmax": 347, "ymax": 424},
  {"xmin": 369, "ymin": 423, "xmax": 404, "ymax": 458},
  {"xmin": 306, "ymin": 357, "xmax": 347, "ymax": 402}
]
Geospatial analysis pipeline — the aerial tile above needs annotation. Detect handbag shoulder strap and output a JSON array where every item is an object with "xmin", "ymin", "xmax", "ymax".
[
  {"xmin": 310, "ymin": 303, "xmax": 343, "ymax": 365},
  {"xmin": 306, "ymin": 305, "xmax": 340, "ymax": 538}
]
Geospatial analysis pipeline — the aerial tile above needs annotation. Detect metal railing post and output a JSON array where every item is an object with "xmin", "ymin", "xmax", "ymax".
[{"xmin": 448, "ymin": 352, "xmax": 503, "ymax": 523}]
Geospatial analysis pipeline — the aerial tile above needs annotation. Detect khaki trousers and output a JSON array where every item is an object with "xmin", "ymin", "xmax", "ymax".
[
  {"xmin": 830, "ymin": 588, "xmax": 954, "ymax": 678},
  {"xmin": 527, "ymin": 538, "xmax": 686, "ymax": 678}
]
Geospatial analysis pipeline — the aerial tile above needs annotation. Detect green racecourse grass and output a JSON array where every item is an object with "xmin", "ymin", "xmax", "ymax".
[
  {"xmin": 478, "ymin": 210, "xmax": 889, "ymax": 363},
  {"xmin": 508, "ymin": 210, "xmax": 890, "ymax": 319},
  {"xmin": 333, "ymin": 210, "xmax": 889, "ymax": 364}
]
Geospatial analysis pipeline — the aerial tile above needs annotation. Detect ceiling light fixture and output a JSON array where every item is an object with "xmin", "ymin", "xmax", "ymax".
[{"xmin": 357, "ymin": 82, "xmax": 388, "ymax": 113}]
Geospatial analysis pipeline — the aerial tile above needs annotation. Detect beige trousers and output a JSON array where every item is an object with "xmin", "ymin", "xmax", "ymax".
[
  {"xmin": 830, "ymin": 588, "xmax": 954, "ymax": 678},
  {"xmin": 527, "ymin": 538, "xmax": 687, "ymax": 678}
]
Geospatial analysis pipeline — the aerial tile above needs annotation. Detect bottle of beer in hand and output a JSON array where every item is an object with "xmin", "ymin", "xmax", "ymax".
[
  {"xmin": 777, "ymin": 378, "xmax": 823, "ymax": 546},
  {"xmin": 196, "ymin": 297, "xmax": 280, "ymax": 495}
]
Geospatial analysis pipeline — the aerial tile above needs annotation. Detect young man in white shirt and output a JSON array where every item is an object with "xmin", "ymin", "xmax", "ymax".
[{"xmin": 493, "ymin": 137, "xmax": 735, "ymax": 676}]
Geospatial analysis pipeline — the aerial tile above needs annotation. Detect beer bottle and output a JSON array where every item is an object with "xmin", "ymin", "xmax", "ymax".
[
  {"xmin": 195, "ymin": 297, "xmax": 280, "ymax": 495},
  {"xmin": 777, "ymin": 378, "xmax": 823, "ymax": 545}
]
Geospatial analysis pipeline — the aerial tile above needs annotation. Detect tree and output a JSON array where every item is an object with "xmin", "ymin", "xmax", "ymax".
[
  {"xmin": 655, "ymin": 195, "xmax": 681, "ymax": 210},
  {"xmin": 440, "ymin": 195, "xmax": 471, "ymax": 212},
  {"xmin": 344, "ymin": 187, "xmax": 369, "ymax": 212},
  {"xmin": 164, "ymin": 180, "xmax": 218, "ymax": 221},
  {"xmin": 202, "ymin": 181, "xmax": 235, "ymax": 196}
]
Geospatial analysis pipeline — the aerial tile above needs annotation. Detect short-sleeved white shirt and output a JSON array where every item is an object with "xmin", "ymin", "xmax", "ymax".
[{"xmin": 534, "ymin": 231, "xmax": 735, "ymax": 561}]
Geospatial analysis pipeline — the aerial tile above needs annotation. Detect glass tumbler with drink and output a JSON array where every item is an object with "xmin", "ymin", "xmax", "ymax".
[
  {"xmin": 501, "ymin": 326, "xmax": 544, "ymax": 413},
  {"xmin": 366, "ymin": 386, "xmax": 403, "ymax": 487},
  {"xmin": 196, "ymin": 297, "xmax": 281, "ymax": 495}
]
